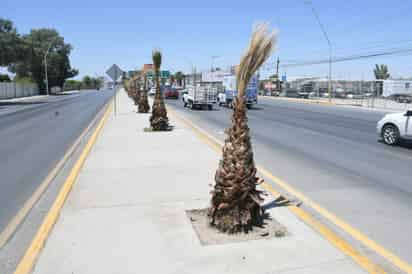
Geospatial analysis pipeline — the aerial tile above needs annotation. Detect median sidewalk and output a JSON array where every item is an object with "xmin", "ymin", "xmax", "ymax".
[{"xmin": 29, "ymin": 90, "xmax": 366, "ymax": 274}]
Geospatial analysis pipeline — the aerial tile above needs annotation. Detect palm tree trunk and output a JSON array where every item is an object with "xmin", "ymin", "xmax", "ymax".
[
  {"xmin": 208, "ymin": 23, "xmax": 276, "ymax": 233},
  {"xmin": 138, "ymin": 76, "xmax": 150, "ymax": 113},
  {"xmin": 150, "ymin": 68, "xmax": 169, "ymax": 130},
  {"xmin": 209, "ymin": 95, "xmax": 264, "ymax": 233}
]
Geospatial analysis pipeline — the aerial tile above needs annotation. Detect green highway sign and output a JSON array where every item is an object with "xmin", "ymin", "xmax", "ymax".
[
  {"xmin": 161, "ymin": 70, "xmax": 170, "ymax": 78},
  {"xmin": 145, "ymin": 70, "xmax": 170, "ymax": 79},
  {"xmin": 146, "ymin": 71, "xmax": 154, "ymax": 78}
]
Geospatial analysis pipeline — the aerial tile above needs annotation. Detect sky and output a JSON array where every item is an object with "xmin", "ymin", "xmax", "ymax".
[{"xmin": 2, "ymin": 0, "xmax": 412, "ymax": 80}]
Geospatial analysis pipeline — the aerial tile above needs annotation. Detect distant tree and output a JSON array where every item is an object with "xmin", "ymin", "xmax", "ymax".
[
  {"xmin": 374, "ymin": 64, "xmax": 390, "ymax": 80},
  {"xmin": 0, "ymin": 74, "xmax": 11, "ymax": 82},
  {"xmin": 64, "ymin": 79, "xmax": 82, "ymax": 91},
  {"xmin": 9, "ymin": 28, "xmax": 78, "ymax": 94},
  {"xmin": 93, "ymin": 77, "xmax": 103, "ymax": 89},
  {"xmin": 268, "ymin": 74, "xmax": 278, "ymax": 81},
  {"xmin": 82, "ymin": 75, "xmax": 92, "ymax": 88},
  {"xmin": 174, "ymin": 71, "xmax": 184, "ymax": 87},
  {"xmin": 0, "ymin": 18, "xmax": 23, "ymax": 66}
]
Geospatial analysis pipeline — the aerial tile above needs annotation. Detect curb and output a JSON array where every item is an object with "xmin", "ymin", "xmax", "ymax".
[{"xmin": 261, "ymin": 96, "xmax": 335, "ymax": 106}]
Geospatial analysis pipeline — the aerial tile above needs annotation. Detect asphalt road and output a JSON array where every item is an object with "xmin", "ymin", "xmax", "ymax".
[
  {"xmin": 167, "ymin": 96, "xmax": 412, "ymax": 266},
  {"xmin": 0, "ymin": 90, "xmax": 113, "ymax": 234}
]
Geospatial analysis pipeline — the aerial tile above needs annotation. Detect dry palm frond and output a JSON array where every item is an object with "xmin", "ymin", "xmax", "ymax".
[{"xmin": 237, "ymin": 23, "xmax": 277, "ymax": 98}]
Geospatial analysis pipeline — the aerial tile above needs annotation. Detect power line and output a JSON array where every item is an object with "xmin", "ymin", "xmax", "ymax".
[{"xmin": 273, "ymin": 47, "xmax": 412, "ymax": 68}]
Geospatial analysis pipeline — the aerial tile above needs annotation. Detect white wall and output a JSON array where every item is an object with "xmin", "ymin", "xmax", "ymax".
[
  {"xmin": 382, "ymin": 80, "xmax": 412, "ymax": 97},
  {"xmin": 0, "ymin": 82, "xmax": 39, "ymax": 99}
]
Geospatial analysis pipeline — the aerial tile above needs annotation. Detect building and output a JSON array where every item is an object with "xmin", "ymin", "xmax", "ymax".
[
  {"xmin": 380, "ymin": 80, "xmax": 412, "ymax": 97},
  {"xmin": 142, "ymin": 64, "xmax": 154, "ymax": 72}
]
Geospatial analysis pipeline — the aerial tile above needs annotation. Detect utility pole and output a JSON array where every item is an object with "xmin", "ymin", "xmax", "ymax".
[
  {"xmin": 44, "ymin": 37, "xmax": 58, "ymax": 96},
  {"xmin": 304, "ymin": 1, "xmax": 332, "ymax": 102},
  {"xmin": 211, "ymin": 56, "xmax": 219, "ymax": 72},
  {"xmin": 276, "ymin": 57, "xmax": 280, "ymax": 93}
]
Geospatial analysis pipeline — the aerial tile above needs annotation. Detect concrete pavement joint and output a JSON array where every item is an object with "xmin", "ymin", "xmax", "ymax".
[
  {"xmin": 12, "ymin": 99, "xmax": 113, "ymax": 274},
  {"xmin": 168, "ymin": 107, "xmax": 393, "ymax": 274},
  {"xmin": 73, "ymin": 198, "xmax": 209, "ymax": 212}
]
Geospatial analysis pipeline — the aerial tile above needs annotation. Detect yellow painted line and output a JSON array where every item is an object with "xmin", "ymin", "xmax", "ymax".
[
  {"xmin": 168, "ymin": 108, "xmax": 410, "ymax": 274},
  {"xmin": 0, "ymin": 99, "xmax": 109, "ymax": 249},
  {"xmin": 262, "ymin": 183, "xmax": 386, "ymax": 274},
  {"xmin": 257, "ymin": 166, "xmax": 411, "ymax": 274},
  {"xmin": 13, "ymin": 100, "xmax": 113, "ymax": 274}
]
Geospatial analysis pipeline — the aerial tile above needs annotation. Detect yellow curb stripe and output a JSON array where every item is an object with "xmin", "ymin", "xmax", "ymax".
[
  {"xmin": 258, "ymin": 166, "xmax": 412, "ymax": 274},
  {"xmin": 262, "ymin": 183, "xmax": 386, "ymax": 274},
  {"xmin": 0, "ymin": 100, "xmax": 106, "ymax": 249},
  {"xmin": 13, "ymin": 100, "xmax": 113, "ymax": 274},
  {"xmin": 168, "ymin": 108, "xmax": 396, "ymax": 274}
]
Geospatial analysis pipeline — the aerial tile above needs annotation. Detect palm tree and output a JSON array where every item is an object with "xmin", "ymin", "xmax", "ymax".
[
  {"xmin": 374, "ymin": 64, "xmax": 390, "ymax": 80},
  {"xmin": 138, "ymin": 74, "xmax": 150, "ymax": 113},
  {"xmin": 209, "ymin": 23, "xmax": 277, "ymax": 233},
  {"xmin": 149, "ymin": 50, "xmax": 169, "ymax": 130},
  {"xmin": 130, "ymin": 77, "xmax": 140, "ymax": 105},
  {"xmin": 174, "ymin": 71, "xmax": 184, "ymax": 87}
]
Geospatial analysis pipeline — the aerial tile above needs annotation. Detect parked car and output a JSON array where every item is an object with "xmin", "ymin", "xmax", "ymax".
[
  {"xmin": 377, "ymin": 109, "xmax": 412, "ymax": 145},
  {"xmin": 297, "ymin": 91, "xmax": 309, "ymax": 99},
  {"xmin": 164, "ymin": 87, "xmax": 179, "ymax": 99},
  {"xmin": 396, "ymin": 95, "xmax": 412, "ymax": 104}
]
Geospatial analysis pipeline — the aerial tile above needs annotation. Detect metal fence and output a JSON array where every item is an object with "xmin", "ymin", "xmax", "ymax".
[
  {"xmin": 329, "ymin": 97, "xmax": 412, "ymax": 111},
  {"xmin": 274, "ymin": 95, "xmax": 412, "ymax": 112},
  {"xmin": 0, "ymin": 82, "xmax": 39, "ymax": 100}
]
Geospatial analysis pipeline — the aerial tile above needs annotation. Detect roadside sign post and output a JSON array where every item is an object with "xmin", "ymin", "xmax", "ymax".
[{"xmin": 106, "ymin": 64, "xmax": 124, "ymax": 116}]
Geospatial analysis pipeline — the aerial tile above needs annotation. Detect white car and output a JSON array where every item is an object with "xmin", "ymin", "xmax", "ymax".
[
  {"xmin": 377, "ymin": 110, "xmax": 412, "ymax": 145},
  {"xmin": 148, "ymin": 87, "xmax": 156, "ymax": 96}
]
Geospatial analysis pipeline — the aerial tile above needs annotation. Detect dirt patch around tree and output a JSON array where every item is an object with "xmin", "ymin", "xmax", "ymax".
[
  {"xmin": 143, "ymin": 126, "xmax": 174, "ymax": 132},
  {"xmin": 186, "ymin": 208, "xmax": 288, "ymax": 246}
]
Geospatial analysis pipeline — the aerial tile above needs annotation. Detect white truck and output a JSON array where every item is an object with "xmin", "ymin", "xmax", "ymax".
[
  {"xmin": 182, "ymin": 85, "xmax": 218, "ymax": 110},
  {"xmin": 218, "ymin": 75, "xmax": 258, "ymax": 109}
]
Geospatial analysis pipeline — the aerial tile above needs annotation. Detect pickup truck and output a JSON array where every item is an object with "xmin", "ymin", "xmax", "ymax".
[
  {"xmin": 183, "ymin": 85, "xmax": 217, "ymax": 110},
  {"xmin": 218, "ymin": 75, "xmax": 258, "ymax": 109},
  {"xmin": 377, "ymin": 109, "xmax": 412, "ymax": 145}
]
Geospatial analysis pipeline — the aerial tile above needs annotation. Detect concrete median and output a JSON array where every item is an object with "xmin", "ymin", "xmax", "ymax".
[{"xmin": 20, "ymin": 89, "xmax": 369, "ymax": 274}]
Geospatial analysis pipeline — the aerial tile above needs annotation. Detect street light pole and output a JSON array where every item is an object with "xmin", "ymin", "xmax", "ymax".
[
  {"xmin": 211, "ymin": 55, "xmax": 219, "ymax": 72},
  {"xmin": 44, "ymin": 37, "xmax": 58, "ymax": 96},
  {"xmin": 305, "ymin": 1, "xmax": 332, "ymax": 102}
]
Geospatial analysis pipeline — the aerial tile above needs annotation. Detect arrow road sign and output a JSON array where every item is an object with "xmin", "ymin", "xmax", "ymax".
[{"xmin": 106, "ymin": 64, "xmax": 123, "ymax": 82}]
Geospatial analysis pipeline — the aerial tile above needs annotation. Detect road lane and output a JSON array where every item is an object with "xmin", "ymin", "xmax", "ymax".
[
  {"xmin": 0, "ymin": 90, "xmax": 113, "ymax": 234},
  {"xmin": 166, "ymin": 96, "xmax": 412, "ymax": 265}
]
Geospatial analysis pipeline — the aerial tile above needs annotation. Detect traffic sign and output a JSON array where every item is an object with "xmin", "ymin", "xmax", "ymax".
[
  {"xmin": 146, "ymin": 71, "xmax": 154, "ymax": 79},
  {"xmin": 106, "ymin": 64, "xmax": 123, "ymax": 82},
  {"xmin": 161, "ymin": 70, "xmax": 170, "ymax": 79},
  {"xmin": 146, "ymin": 70, "xmax": 170, "ymax": 79},
  {"xmin": 106, "ymin": 64, "xmax": 123, "ymax": 116}
]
